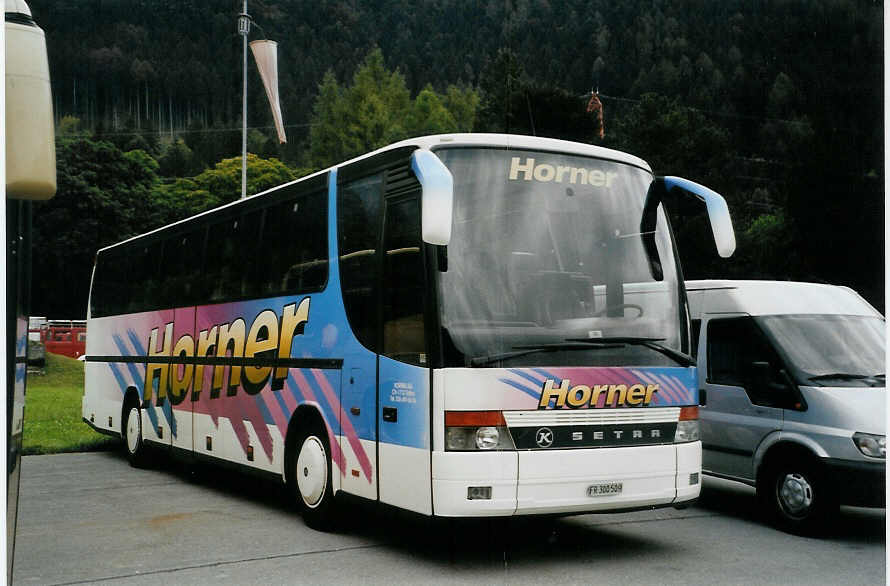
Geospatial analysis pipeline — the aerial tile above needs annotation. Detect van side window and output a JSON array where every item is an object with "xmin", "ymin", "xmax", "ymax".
[{"xmin": 707, "ymin": 317, "xmax": 786, "ymax": 402}]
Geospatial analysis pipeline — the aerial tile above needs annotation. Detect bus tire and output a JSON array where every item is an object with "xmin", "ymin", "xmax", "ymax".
[
  {"xmin": 292, "ymin": 422, "xmax": 336, "ymax": 531},
  {"xmin": 121, "ymin": 398, "xmax": 150, "ymax": 468},
  {"xmin": 757, "ymin": 454, "xmax": 835, "ymax": 535}
]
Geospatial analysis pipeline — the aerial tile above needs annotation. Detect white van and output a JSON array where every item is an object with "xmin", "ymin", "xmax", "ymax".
[{"xmin": 686, "ymin": 280, "xmax": 885, "ymax": 533}]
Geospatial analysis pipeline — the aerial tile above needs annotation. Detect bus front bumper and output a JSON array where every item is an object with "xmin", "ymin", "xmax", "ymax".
[{"xmin": 431, "ymin": 442, "xmax": 701, "ymax": 517}]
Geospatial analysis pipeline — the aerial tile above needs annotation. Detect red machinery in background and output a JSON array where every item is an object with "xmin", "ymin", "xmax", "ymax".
[{"xmin": 29, "ymin": 318, "xmax": 86, "ymax": 359}]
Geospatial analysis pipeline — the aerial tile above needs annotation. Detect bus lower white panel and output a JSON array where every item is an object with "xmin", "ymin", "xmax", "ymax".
[
  {"xmin": 675, "ymin": 441, "xmax": 702, "ymax": 503},
  {"xmin": 82, "ymin": 393, "xmax": 120, "ymax": 436},
  {"xmin": 142, "ymin": 404, "xmax": 169, "ymax": 447},
  {"xmin": 432, "ymin": 451, "xmax": 518, "ymax": 516},
  {"xmin": 337, "ymin": 436, "xmax": 376, "ymax": 501},
  {"xmin": 516, "ymin": 445, "xmax": 678, "ymax": 514},
  {"xmin": 379, "ymin": 443, "xmax": 431, "ymax": 515},
  {"xmin": 192, "ymin": 413, "xmax": 283, "ymax": 475},
  {"xmin": 82, "ymin": 362, "xmax": 121, "ymax": 435}
]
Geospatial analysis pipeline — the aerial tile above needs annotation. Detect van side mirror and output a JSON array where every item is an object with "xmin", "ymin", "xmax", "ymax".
[
  {"xmin": 641, "ymin": 176, "xmax": 735, "ymax": 259},
  {"xmin": 749, "ymin": 361, "xmax": 772, "ymax": 390},
  {"xmin": 411, "ymin": 149, "xmax": 453, "ymax": 246}
]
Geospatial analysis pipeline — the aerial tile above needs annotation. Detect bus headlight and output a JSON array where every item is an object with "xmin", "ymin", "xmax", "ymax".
[
  {"xmin": 853, "ymin": 432, "xmax": 885, "ymax": 458},
  {"xmin": 445, "ymin": 411, "xmax": 515, "ymax": 451},
  {"xmin": 475, "ymin": 426, "xmax": 500, "ymax": 449},
  {"xmin": 674, "ymin": 406, "xmax": 700, "ymax": 443}
]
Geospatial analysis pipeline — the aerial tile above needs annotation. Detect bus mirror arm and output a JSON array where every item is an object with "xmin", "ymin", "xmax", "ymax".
[
  {"xmin": 436, "ymin": 245, "xmax": 448, "ymax": 272},
  {"xmin": 642, "ymin": 177, "xmax": 736, "ymax": 258},
  {"xmin": 411, "ymin": 149, "xmax": 454, "ymax": 246},
  {"xmin": 639, "ymin": 182, "xmax": 666, "ymax": 281}
]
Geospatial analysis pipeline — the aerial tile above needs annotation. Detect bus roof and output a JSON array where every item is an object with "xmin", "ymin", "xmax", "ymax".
[{"xmin": 97, "ymin": 133, "xmax": 653, "ymax": 255}]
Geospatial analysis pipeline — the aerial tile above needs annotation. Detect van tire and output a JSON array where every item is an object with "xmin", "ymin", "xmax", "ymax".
[
  {"xmin": 121, "ymin": 398, "xmax": 150, "ymax": 468},
  {"xmin": 290, "ymin": 421, "xmax": 337, "ymax": 531},
  {"xmin": 757, "ymin": 456, "xmax": 836, "ymax": 535}
]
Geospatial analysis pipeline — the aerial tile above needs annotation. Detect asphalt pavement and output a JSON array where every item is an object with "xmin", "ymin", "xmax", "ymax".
[{"xmin": 11, "ymin": 451, "xmax": 886, "ymax": 585}]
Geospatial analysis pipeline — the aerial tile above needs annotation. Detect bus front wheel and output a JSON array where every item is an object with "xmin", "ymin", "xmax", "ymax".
[{"xmin": 292, "ymin": 423, "xmax": 336, "ymax": 530}]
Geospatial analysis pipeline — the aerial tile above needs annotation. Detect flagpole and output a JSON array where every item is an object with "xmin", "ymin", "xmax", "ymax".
[{"xmin": 239, "ymin": 1, "xmax": 249, "ymax": 199}]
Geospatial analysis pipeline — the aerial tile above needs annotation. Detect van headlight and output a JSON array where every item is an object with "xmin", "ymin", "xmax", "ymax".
[{"xmin": 853, "ymin": 432, "xmax": 885, "ymax": 458}]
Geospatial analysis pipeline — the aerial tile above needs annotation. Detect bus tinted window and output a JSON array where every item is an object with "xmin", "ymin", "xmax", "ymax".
[
  {"xmin": 127, "ymin": 240, "xmax": 163, "ymax": 314},
  {"xmin": 159, "ymin": 229, "xmax": 205, "ymax": 308},
  {"xmin": 258, "ymin": 188, "xmax": 328, "ymax": 297},
  {"xmin": 383, "ymin": 196, "xmax": 426, "ymax": 364},
  {"xmin": 204, "ymin": 210, "xmax": 262, "ymax": 303},
  {"xmin": 338, "ymin": 174, "xmax": 383, "ymax": 351},
  {"xmin": 91, "ymin": 250, "xmax": 126, "ymax": 317}
]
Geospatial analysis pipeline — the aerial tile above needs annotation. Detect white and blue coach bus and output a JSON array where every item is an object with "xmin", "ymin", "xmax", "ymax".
[{"xmin": 82, "ymin": 134, "xmax": 735, "ymax": 528}]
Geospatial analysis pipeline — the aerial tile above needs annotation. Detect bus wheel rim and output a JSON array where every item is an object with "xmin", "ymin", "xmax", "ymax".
[
  {"xmin": 296, "ymin": 436, "xmax": 327, "ymax": 508},
  {"xmin": 126, "ymin": 407, "xmax": 141, "ymax": 454}
]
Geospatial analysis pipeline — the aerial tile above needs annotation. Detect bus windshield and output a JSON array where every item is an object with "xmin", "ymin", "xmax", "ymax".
[{"xmin": 435, "ymin": 147, "xmax": 683, "ymax": 368}]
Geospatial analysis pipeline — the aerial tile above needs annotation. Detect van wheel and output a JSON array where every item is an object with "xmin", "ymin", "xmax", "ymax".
[
  {"xmin": 757, "ymin": 458, "xmax": 835, "ymax": 534},
  {"xmin": 121, "ymin": 400, "xmax": 150, "ymax": 468},
  {"xmin": 291, "ymin": 423, "xmax": 336, "ymax": 531}
]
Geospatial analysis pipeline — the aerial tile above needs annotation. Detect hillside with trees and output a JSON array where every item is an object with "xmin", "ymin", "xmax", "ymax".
[{"xmin": 28, "ymin": 0, "xmax": 883, "ymax": 316}]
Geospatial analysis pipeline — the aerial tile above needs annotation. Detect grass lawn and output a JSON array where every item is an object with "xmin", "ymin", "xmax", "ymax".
[{"xmin": 23, "ymin": 353, "xmax": 118, "ymax": 455}]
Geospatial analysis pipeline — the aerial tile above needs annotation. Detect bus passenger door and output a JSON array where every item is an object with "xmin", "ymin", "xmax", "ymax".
[{"xmin": 377, "ymin": 195, "xmax": 432, "ymax": 515}]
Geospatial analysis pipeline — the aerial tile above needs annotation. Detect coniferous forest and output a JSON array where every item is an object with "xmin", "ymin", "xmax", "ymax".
[{"xmin": 28, "ymin": 0, "xmax": 883, "ymax": 317}]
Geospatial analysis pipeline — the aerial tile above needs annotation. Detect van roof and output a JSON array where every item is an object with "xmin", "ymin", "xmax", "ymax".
[{"xmin": 685, "ymin": 279, "xmax": 882, "ymax": 318}]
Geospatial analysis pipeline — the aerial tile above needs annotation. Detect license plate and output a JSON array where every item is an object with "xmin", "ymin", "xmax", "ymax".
[{"xmin": 587, "ymin": 482, "xmax": 623, "ymax": 496}]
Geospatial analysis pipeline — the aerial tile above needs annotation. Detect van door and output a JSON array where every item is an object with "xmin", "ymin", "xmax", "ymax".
[{"xmin": 700, "ymin": 315, "xmax": 785, "ymax": 482}]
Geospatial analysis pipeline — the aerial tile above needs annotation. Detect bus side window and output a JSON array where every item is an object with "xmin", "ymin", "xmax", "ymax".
[
  {"xmin": 259, "ymin": 188, "xmax": 328, "ymax": 297},
  {"xmin": 159, "ymin": 229, "xmax": 204, "ymax": 308},
  {"xmin": 382, "ymin": 196, "xmax": 426, "ymax": 365},
  {"xmin": 338, "ymin": 174, "xmax": 383, "ymax": 352},
  {"xmin": 92, "ymin": 250, "xmax": 126, "ymax": 317},
  {"xmin": 205, "ymin": 210, "xmax": 261, "ymax": 303},
  {"xmin": 128, "ymin": 241, "xmax": 162, "ymax": 313}
]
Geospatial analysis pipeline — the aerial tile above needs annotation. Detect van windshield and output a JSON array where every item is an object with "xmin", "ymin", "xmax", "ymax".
[{"xmin": 757, "ymin": 314, "xmax": 885, "ymax": 387}]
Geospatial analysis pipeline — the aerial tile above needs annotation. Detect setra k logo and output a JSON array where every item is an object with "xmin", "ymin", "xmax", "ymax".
[{"xmin": 535, "ymin": 427, "xmax": 554, "ymax": 448}]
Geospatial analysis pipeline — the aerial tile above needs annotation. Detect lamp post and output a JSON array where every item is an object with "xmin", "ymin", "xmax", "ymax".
[{"xmin": 238, "ymin": 2, "xmax": 250, "ymax": 199}]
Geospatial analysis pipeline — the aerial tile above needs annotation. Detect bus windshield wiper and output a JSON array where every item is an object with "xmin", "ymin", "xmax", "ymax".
[
  {"xmin": 564, "ymin": 337, "xmax": 696, "ymax": 367},
  {"xmin": 470, "ymin": 342, "xmax": 623, "ymax": 367},
  {"xmin": 471, "ymin": 338, "xmax": 695, "ymax": 367},
  {"xmin": 808, "ymin": 372, "xmax": 873, "ymax": 381}
]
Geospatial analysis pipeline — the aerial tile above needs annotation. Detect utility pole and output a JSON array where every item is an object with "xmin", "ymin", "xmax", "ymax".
[{"xmin": 239, "ymin": 1, "xmax": 250, "ymax": 199}]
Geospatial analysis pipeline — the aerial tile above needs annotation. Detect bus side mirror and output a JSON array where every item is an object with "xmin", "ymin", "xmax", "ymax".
[
  {"xmin": 6, "ymin": 3, "xmax": 56, "ymax": 200},
  {"xmin": 641, "ymin": 177, "xmax": 735, "ymax": 258},
  {"xmin": 411, "ymin": 149, "xmax": 453, "ymax": 246}
]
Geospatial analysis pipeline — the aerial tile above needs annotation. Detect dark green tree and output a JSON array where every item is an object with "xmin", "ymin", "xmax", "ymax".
[{"xmin": 32, "ymin": 137, "xmax": 162, "ymax": 316}]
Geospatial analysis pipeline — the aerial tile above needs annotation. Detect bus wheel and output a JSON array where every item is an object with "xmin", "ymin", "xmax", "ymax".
[
  {"xmin": 122, "ymin": 400, "xmax": 149, "ymax": 468},
  {"xmin": 293, "ymin": 423, "xmax": 336, "ymax": 530},
  {"xmin": 757, "ymin": 457, "xmax": 835, "ymax": 535}
]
